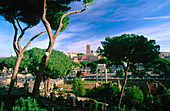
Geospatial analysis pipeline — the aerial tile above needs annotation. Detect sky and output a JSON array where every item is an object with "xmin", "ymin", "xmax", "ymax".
[{"xmin": 0, "ymin": 0, "xmax": 170, "ymax": 57}]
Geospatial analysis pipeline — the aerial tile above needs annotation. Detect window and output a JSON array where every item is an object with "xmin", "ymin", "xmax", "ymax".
[{"xmin": 153, "ymin": 83, "xmax": 158, "ymax": 88}]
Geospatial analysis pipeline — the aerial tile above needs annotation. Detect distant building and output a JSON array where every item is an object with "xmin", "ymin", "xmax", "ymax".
[
  {"xmin": 11, "ymin": 52, "xmax": 15, "ymax": 57},
  {"xmin": 160, "ymin": 52, "xmax": 170, "ymax": 61},
  {"xmin": 147, "ymin": 81, "xmax": 166, "ymax": 96},
  {"xmin": 86, "ymin": 44, "xmax": 91, "ymax": 55},
  {"xmin": 66, "ymin": 52, "xmax": 78, "ymax": 58},
  {"xmin": 66, "ymin": 44, "xmax": 103, "ymax": 63}
]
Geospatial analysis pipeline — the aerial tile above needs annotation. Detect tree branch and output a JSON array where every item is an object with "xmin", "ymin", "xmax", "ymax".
[
  {"xmin": 42, "ymin": 0, "xmax": 53, "ymax": 43},
  {"xmin": 23, "ymin": 31, "xmax": 47, "ymax": 52},
  {"xmin": 17, "ymin": 25, "xmax": 30, "ymax": 53},
  {"xmin": 16, "ymin": 19, "xmax": 22, "ymax": 31},
  {"xmin": 12, "ymin": 20, "xmax": 19, "ymax": 55},
  {"xmin": 53, "ymin": 3, "xmax": 90, "ymax": 39}
]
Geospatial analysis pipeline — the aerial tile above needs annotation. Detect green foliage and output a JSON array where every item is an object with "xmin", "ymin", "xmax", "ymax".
[
  {"xmin": 142, "ymin": 92, "xmax": 170, "ymax": 111},
  {"xmin": 87, "ymin": 61, "xmax": 97, "ymax": 73},
  {"xmin": 95, "ymin": 47, "xmax": 101, "ymax": 53},
  {"xmin": 98, "ymin": 58, "xmax": 108, "ymax": 64},
  {"xmin": 109, "ymin": 67, "xmax": 114, "ymax": 73},
  {"xmin": 72, "ymin": 61, "xmax": 82, "ymax": 68},
  {"xmin": 72, "ymin": 77, "xmax": 86, "ymax": 97},
  {"xmin": 21, "ymin": 48, "xmax": 44, "ymax": 76},
  {"xmin": 148, "ymin": 57, "xmax": 170, "ymax": 77},
  {"xmin": 47, "ymin": 11, "xmax": 69, "ymax": 32},
  {"xmin": 76, "ymin": 71, "xmax": 82, "ymax": 78},
  {"xmin": 80, "ymin": 61, "xmax": 89, "ymax": 68},
  {"xmin": 86, "ymin": 84, "xmax": 120, "ymax": 105},
  {"xmin": 83, "ymin": 0, "xmax": 95, "ymax": 5},
  {"xmin": 45, "ymin": 49, "xmax": 73, "ymax": 78},
  {"xmin": 143, "ymin": 94, "xmax": 154, "ymax": 111},
  {"xmin": 0, "ymin": 0, "xmax": 80, "ymax": 32},
  {"xmin": 163, "ymin": 88, "xmax": 170, "ymax": 95},
  {"xmin": 101, "ymin": 34, "xmax": 160, "ymax": 109},
  {"xmin": 0, "ymin": 102, "xmax": 6, "ymax": 111},
  {"xmin": 12, "ymin": 97, "xmax": 47, "ymax": 111},
  {"xmin": 77, "ymin": 53, "xmax": 84, "ymax": 56},
  {"xmin": 72, "ymin": 78, "xmax": 79, "ymax": 97},
  {"xmin": 0, "ymin": 57, "xmax": 16, "ymax": 70},
  {"xmin": 21, "ymin": 48, "xmax": 73, "ymax": 78},
  {"xmin": 101, "ymin": 34, "xmax": 160, "ymax": 65},
  {"xmin": 134, "ymin": 69, "xmax": 147, "ymax": 76},
  {"xmin": 88, "ymin": 100, "xmax": 98, "ymax": 111},
  {"xmin": 116, "ymin": 70, "xmax": 124, "ymax": 77},
  {"xmin": 161, "ymin": 93, "xmax": 170, "ymax": 111},
  {"xmin": 98, "ymin": 58, "xmax": 113, "ymax": 68},
  {"xmin": 124, "ymin": 86, "xmax": 144, "ymax": 107},
  {"xmin": 0, "ymin": 0, "xmax": 41, "ymax": 26},
  {"xmin": 153, "ymin": 95, "xmax": 164, "ymax": 111}
]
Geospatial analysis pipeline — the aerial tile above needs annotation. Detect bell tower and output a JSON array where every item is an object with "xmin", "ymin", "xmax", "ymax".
[{"xmin": 86, "ymin": 44, "xmax": 91, "ymax": 55}]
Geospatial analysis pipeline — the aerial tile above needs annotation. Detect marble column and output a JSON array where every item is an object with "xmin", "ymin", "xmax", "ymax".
[
  {"xmin": 101, "ymin": 70, "xmax": 103, "ymax": 83},
  {"xmin": 96, "ymin": 69, "xmax": 98, "ymax": 82},
  {"xmin": 105, "ymin": 69, "xmax": 107, "ymax": 83}
]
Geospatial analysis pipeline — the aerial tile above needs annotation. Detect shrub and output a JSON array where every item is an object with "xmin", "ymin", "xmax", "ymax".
[
  {"xmin": 153, "ymin": 69, "xmax": 160, "ymax": 74},
  {"xmin": 134, "ymin": 69, "xmax": 147, "ymax": 76},
  {"xmin": 116, "ymin": 70, "xmax": 124, "ymax": 77},
  {"xmin": 72, "ymin": 77, "xmax": 86, "ymax": 97},
  {"xmin": 0, "ymin": 102, "xmax": 6, "ymax": 111},
  {"xmin": 12, "ymin": 97, "xmax": 47, "ymax": 111},
  {"xmin": 124, "ymin": 86, "xmax": 144, "ymax": 107},
  {"xmin": 109, "ymin": 67, "xmax": 114, "ymax": 73},
  {"xmin": 76, "ymin": 71, "xmax": 82, "ymax": 78},
  {"xmin": 86, "ymin": 84, "xmax": 120, "ymax": 105},
  {"xmin": 72, "ymin": 78, "xmax": 79, "ymax": 97}
]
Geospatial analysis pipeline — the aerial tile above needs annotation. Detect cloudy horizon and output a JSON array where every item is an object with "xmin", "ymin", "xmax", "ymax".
[{"xmin": 0, "ymin": 0, "xmax": 170, "ymax": 57}]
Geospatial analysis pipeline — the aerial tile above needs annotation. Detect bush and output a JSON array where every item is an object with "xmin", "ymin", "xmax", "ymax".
[
  {"xmin": 143, "ymin": 93, "xmax": 154, "ymax": 111},
  {"xmin": 109, "ymin": 67, "xmax": 114, "ymax": 73},
  {"xmin": 116, "ymin": 70, "xmax": 124, "ymax": 77},
  {"xmin": 142, "ymin": 90, "xmax": 170, "ymax": 111},
  {"xmin": 134, "ymin": 69, "xmax": 147, "ymax": 77},
  {"xmin": 124, "ymin": 86, "xmax": 144, "ymax": 107},
  {"xmin": 153, "ymin": 69, "xmax": 160, "ymax": 74},
  {"xmin": 86, "ymin": 84, "xmax": 120, "ymax": 105},
  {"xmin": 72, "ymin": 77, "xmax": 86, "ymax": 97},
  {"xmin": 12, "ymin": 97, "xmax": 47, "ymax": 111},
  {"xmin": 76, "ymin": 71, "xmax": 82, "ymax": 78},
  {"xmin": 0, "ymin": 102, "xmax": 6, "ymax": 111}
]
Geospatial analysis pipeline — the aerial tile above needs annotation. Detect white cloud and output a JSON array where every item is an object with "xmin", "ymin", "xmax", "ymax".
[
  {"xmin": 67, "ymin": 22, "xmax": 93, "ymax": 32},
  {"xmin": 109, "ymin": 22, "xmax": 170, "ymax": 52},
  {"xmin": 154, "ymin": 0, "xmax": 170, "ymax": 11},
  {"xmin": 28, "ymin": 38, "xmax": 49, "ymax": 49},
  {"xmin": 26, "ymin": 22, "xmax": 46, "ymax": 36},
  {"xmin": 144, "ymin": 15, "xmax": 170, "ymax": 20},
  {"xmin": 54, "ymin": 35, "xmax": 104, "ymax": 54},
  {"xmin": 121, "ymin": 23, "xmax": 170, "ymax": 41},
  {"xmin": 53, "ymin": 21, "xmax": 170, "ymax": 53},
  {"xmin": 0, "ymin": 30, "xmax": 14, "ymax": 57}
]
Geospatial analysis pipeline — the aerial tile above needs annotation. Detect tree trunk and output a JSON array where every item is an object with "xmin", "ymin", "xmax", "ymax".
[
  {"xmin": 32, "ymin": 43, "xmax": 54, "ymax": 98},
  {"xmin": 43, "ymin": 76, "xmax": 47, "ymax": 97},
  {"xmin": 8, "ymin": 55, "xmax": 22, "ymax": 95},
  {"xmin": 32, "ymin": 0, "xmax": 91, "ymax": 98},
  {"xmin": 16, "ymin": 74, "xmax": 18, "ymax": 85},
  {"xmin": 117, "ymin": 63, "xmax": 129, "ymax": 110},
  {"xmin": 47, "ymin": 77, "xmax": 50, "ymax": 91},
  {"xmin": 5, "ymin": 71, "xmax": 8, "ymax": 82}
]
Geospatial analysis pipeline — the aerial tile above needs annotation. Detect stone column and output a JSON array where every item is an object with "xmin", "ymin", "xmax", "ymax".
[
  {"xmin": 96, "ymin": 69, "xmax": 98, "ymax": 82},
  {"xmin": 101, "ymin": 70, "xmax": 103, "ymax": 83},
  {"xmin": 105, "ymin": 69, "xmax": 107, "ymax": 84},
  {"xmin": 50, "ymin": 92, "xmax": 56, "ymax": 101}
]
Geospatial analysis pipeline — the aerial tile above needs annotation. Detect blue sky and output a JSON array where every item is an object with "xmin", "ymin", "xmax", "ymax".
[{"xmin": 1, "ymin": 0, "xmax": 170, "ymax": 57}]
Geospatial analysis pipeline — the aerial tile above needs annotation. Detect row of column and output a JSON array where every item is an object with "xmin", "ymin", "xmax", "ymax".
[{"xmin": 96, "ymin": 69, "xmax": 107, "ymax": 83}]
